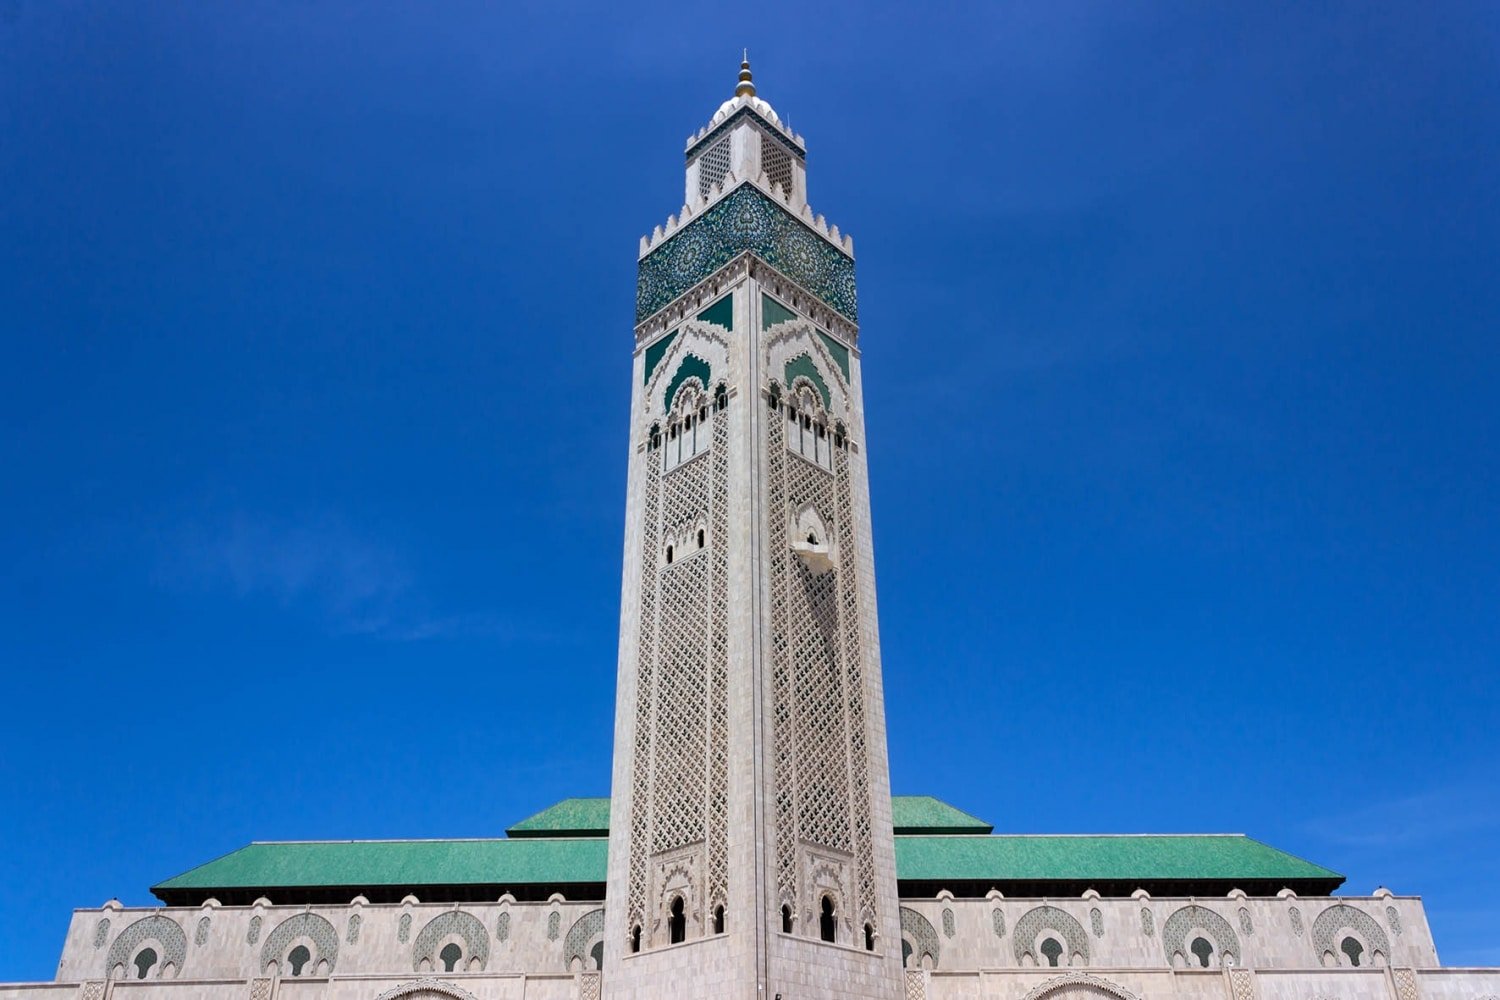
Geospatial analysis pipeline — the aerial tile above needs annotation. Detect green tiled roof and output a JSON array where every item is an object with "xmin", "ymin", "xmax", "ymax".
[
  {"xmin": 891, "ymin": 796, "xmax": 992, "ymax": 835},
  {"xmin": 506, "ymin": 796, "xmax": 991, "ymax": 839},
  {"xmin": 507, "ymin": 798, "xmax": 611, "ymax": 838},
  {"xmin": 153, "ymin": 838, "xmax": 607, "ymax": 894},
  {"xmin": 894, "ymin": 834, "xmax": 1341, "ymax": 886},
  {"xmin": 154, "ymin": 832, "xmax": 1339, "ymax": 904}
]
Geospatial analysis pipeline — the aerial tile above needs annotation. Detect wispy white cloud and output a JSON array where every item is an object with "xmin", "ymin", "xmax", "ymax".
[
  {"xmin": 155, "ymin": 513, "xmax": 544, "ymax": 643},
  {"xmin": 1303, "ymin": 784, "xmax": 1500, "ymax": 851}
]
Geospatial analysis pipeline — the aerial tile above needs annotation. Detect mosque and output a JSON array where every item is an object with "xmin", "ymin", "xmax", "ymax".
[{"xmin": 4, "ymin": 62, "xmax": 1497, "ymax": 1000}]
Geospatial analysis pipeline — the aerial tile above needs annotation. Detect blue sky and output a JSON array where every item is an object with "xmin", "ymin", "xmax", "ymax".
[{"xmin": 2, "ymin": 0, "xmax": 1497, "ymax": 979}]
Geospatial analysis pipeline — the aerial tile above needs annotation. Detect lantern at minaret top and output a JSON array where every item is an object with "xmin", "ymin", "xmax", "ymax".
[{"xmin": 683, "ymin": 55, "xmax": 809, "ymax": 211}]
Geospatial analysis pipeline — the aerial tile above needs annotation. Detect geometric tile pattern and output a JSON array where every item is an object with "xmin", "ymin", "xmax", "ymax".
[
  {"xmin": 195, "ymin": 917, "xmax": 210, "ymax": 947},
  {"xmin": 1387, "ymin": 906, "xmax": 1403, "ymax": 936},
  {"xmin": 1140, "ymin": 908, "xmax": 1154, "ymax": 937},
  {"xmin": 412, "ymin": 910, "xmax": 488, "ymax": 972},
  {"xmin": 1239, "ymin": 907, "xmax": 1253, "ymax": 936},
  {"xmin": 1161, "ymin": 905, "xmax": 1239, "ymax": 966},
  {"xmin": 942, "ymin": 909, "xmax": 955, "ymax": 939},
  {"xmin": 260, "ymin": 913, "xmax": 338, "ymax": 975},
  {"xmin": 1014, "ymin": 906, "xmax": 1090, "ymax": 965},
  {"xmin": 563, "ymin": 909, "xmax": 605, "ymax": 970},
  {"xmin": 993, "ymin": 909, "xmax": 1006, "ymax": 938},
  {"xmin": 1091, "ymin": 908, "xmax": 1105, "ymax": 939},
  {"xmin": 637, "ymin": 185, "xmax": 857, "ymax": 324},
  {"xmin": 93, "ymin": 920, "xmax": 110, "ymax": 950},
  {"xmin": 246, "ymin": 916, "xmax": 261, "ymax": 946},
  {"xmin": 1312, "ymin": 904, "xmax": 1389, "ymax": 964},
  {"xmin": 899, "ymin": 908, "xmax": 941, "ymax": 969},
  {"xmin": 105, "ymin": 916, "xmax": 187, "ymax": 978}
]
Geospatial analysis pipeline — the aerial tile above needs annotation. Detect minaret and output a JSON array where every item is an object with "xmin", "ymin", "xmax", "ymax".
[{"xmin": 604, "ymin": 60, "xmax": 902, "ymax": 1000}]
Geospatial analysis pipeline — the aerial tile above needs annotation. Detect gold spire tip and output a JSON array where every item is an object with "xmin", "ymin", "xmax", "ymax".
[{"xmin": 736, "ymin": 51, "xmax": 755, "ymax": 97}]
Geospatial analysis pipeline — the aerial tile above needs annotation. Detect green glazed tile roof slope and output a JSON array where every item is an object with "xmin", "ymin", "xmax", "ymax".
[
  {"xmin": 154, "ymin": 838, "xmax": 607, "ymax": 895},
  {"xmin": 895, "ymin": 834, "xmax": 1341, "ymax": 885},
  {"xmin": 891, "ymin": 796, "xmax": 992, "ymax": 835},
  {"xmin": 505, "ymin": 796, "xmax": 990, "ymax": 838},
  {"xmin": 153, "ymin": 832, "xmax": 1339, "ymax": 903},
  {"xmin": 507, "ymin": 798, "xmax": 611, "ymax": 838}
]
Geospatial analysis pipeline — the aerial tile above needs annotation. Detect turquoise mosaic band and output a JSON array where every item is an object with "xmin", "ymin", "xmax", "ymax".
[{"xmin": 636, "ymin": 185, "xmax": 858, "ymax": 325}]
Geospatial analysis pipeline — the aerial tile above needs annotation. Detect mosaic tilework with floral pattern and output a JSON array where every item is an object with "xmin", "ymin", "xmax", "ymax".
[{"xmin": 637, "ymin": 185, "xmax": 857, "ymax": 324}]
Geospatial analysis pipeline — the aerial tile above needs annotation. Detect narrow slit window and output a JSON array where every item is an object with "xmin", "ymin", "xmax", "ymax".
[
  {"xmin": 713, "ymin": 906, "xmax": 725, "ymax": 934},
  {"xmin": 819, "ymin": 896, "xmax": 836, "ymax": 943},
  {"xmin": 630, "ymin": 925, "xmax": 641, "ymax": 954},
  {"xmin": 668, "ymin": 897, "xmax": 686, "ymax": 945},
  {"xmin": 781, "ymin": 905, "xmax": 793, "ymax": 934},
  {"xmin": 864, "ymin": 923, "xmax": 875, "ymax": 952}
]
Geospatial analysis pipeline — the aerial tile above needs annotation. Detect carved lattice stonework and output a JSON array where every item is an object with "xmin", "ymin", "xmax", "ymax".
[
  {"xmin": 769, "ymin": 382, "xmax": 875, "ymax": 927},
  {"xmin": 1239, "ymin": 907, "xmax": 1253, "ymax": 935},
  {"xmin": 1020, "ymin": 972, "xmax": 1140, "ymax": 1000},
  {"xmin": 1229, "ymin": 967, "xmax": 1256, "ymax": 1000},
  {"xmin": 194, "ymin": 916, "xmax": 210, "ymax": 947},
  {"xmin": 248, "ymin": 979, "xmax": 271, "ymax": 1000},
  {"xmin": 626, "ymin": 396, "xmax": 731, "ymax": 946},
  {"xmin": 1140, "ymin": 907, "xmax": 1154, "ymax": 937},
  {"xmin": 246, "ymin": 916, "xmax": 261, "ymax": 945},
  {"xmin": 1289, "ymin": 906, "xmax": 1303, "ymax": 937},
  {"xmin": 1090, "ymin": 908, "xmax": 1104, "ymax": 938},
  {"xmin": 496, "ymin": 912, "xmax": 510, "ymax": 943},
  {"xmin": 637, "ymin": 185, "xmax": 857, "ymax": 324},
  {"xmin": 397, "ymin": 913, "xmax": 411, "ymax": 943},
  {"xmin": 695, "ymin": 134, "xmax": 732, "ymax": 202},
  {"xmin": 762, "ymin": 136, "xmax": 794, "ymax": 195},
  {"xmin": 547, "ymin": 911, "xmax": 561, "ymax": 942},
  {"xmin": 346, "ymin": 914, "xmax": 361, "ymax": 945},
  {"xmin": 1393, "ymin": 968, "xmax": 1420, "ymax": 1000},
  {"xmin": 579, "ymin": 971, "xmax": 602, "ymax": 1000},
  {"xmin": 993, "ymin": 908, "xmax": 1006, "ymax": 938},
  {"xmin": 941, "ymin": 908, "xmax": 955, "ymax": 939},
  {"xmin": 93, "ymin": 919, "xmax": 110, "ymax": 949},
  {"xmin": 78, "ymin": 982, "xmax": 104, "ymax": 1000},
  {"xmin": 1387, "ymin": 905, "xmax": 1403, "ymax": 935},
  {"xmin": 904, "ymin": 970, "xmax": 926, "ymax": 1000},
  {"xmin": 373, "ymin": 978, "xmax": 481, "ymax": 1000}
]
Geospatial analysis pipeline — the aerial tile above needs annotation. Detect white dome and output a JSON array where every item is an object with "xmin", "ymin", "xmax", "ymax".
[{"xmin": 711, "ymin": 94, "xmax": 781, "ymax": 127}]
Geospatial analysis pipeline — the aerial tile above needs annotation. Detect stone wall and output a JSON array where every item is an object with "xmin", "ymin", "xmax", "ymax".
[{"xmin": 896, "ymin": 891, "xmax": 1437, "ymax": 973}]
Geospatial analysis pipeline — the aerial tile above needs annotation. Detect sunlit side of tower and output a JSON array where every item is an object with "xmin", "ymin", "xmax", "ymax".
[{"xmin": 602, "ymin": 60, "xmax": 904, "ymax": 999}]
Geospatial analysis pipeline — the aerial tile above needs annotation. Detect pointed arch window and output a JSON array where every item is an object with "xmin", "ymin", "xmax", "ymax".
[
  {"xmin": 133, "ymin": 948, "xmax": 158, "ymax": 980},
  {"xmin": 819, "ymin": 897, "xmax": 837, "ymax": 943},
  {"xmin": 781, "ymin": 905, "xmax": 793, "ymax": 934},
  {"xmin": 668, "ymin": 897, "xmax": 686, "ymax": 945},
  {"xmin": 287, "ymin": 945, "xmax": 311, "ymax": 976}
]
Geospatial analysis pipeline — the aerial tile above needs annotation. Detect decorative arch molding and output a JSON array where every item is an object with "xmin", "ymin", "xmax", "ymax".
[
  {"xmin": 105, "ymin": 916, "xmax": 187, "ymax": 978},
  {"xmin": 1161, "ymin": 905, "xmax": 1239, "ymax": 967},
  {"xmin": 260, "ymin": 913, "xmax": 338, "ymax": 975},
  {"xmin": 372, "ymin": 978, "xmax": 482, "ymax": 1000},
  {"xmin": 1021, "ymin": 972, "xmax": 1140, "ymax": 1000},
  {"xmin": 642, "ymin": 322, "xmax": 731, "ymax": 421},
  {"xmin": 766, "ymin": 322, "xmax": 850, "ymax": 419},
  {"xmin": 412, "ymin": 910, "xmax": 489, "ymax": 972},
  {"xmin": 563, "ymin": 909, "xmax": 606, "ymax": 971},
  {"xmin": 1014, "ymin": 906, "xmax": 1090, "ymax": 966},
  {"xmin": 899, "ymin": 907, "xmax": 941, "ymax": 970},
  {"xmin": 1311, "ymin": 904, "xmax": 1390, "ymax": 964}
]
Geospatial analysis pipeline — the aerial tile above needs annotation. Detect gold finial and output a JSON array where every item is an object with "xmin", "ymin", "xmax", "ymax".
[{"xmin": 736, "ymin": 51, "xmax": 756, "ymax": 97}]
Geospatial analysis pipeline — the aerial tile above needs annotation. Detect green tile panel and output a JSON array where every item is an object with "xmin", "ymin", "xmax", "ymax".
[{"xmin": 508, "ymin": 798, "xmax": 611, "ymax": 837}]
